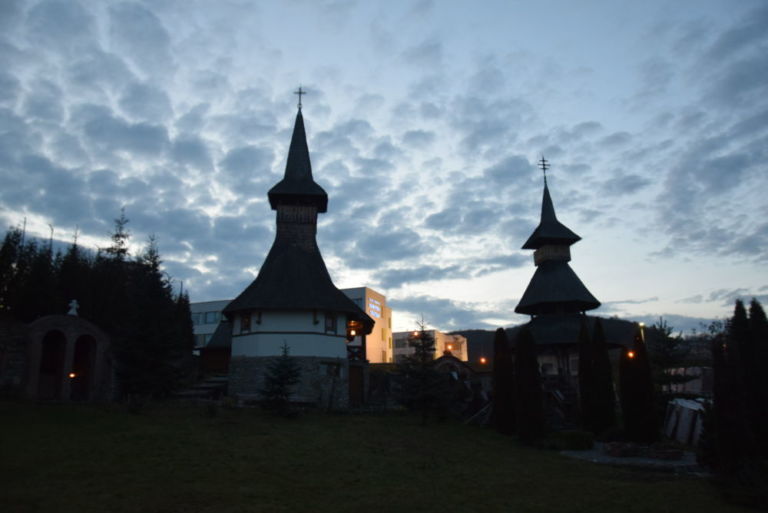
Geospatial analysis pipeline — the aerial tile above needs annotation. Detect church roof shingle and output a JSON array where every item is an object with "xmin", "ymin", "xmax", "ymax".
[{"xmin": 514, "ymin": 260, "xmax": 600, "ymax": 315}]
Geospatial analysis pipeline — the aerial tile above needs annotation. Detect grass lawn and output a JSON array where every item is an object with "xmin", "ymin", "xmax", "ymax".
[{"xmin": 0, "ymin": 401, "xmax": 749, "ymax": 513}]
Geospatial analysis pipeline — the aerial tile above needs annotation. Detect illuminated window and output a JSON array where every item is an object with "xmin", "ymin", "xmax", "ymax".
[{"xmin": 325, "ymin": 314, "xmax": 337, "ymax": 333}]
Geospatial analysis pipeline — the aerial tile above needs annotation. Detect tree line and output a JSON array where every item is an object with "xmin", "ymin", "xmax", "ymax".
[{"xmin": 0, "ymin": 212, "xmax": 194, "ymax": 399}]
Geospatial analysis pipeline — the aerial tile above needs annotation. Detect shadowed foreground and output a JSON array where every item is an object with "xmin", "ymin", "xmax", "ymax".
[{"xmin": 0, "ymin": 401, "xmax": 748, "ymax": 513}]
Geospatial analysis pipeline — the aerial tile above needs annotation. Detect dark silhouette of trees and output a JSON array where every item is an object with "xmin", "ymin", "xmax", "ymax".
[
  {"xmin": 704, "ymin": 300, "xmax": 766, "ymax": 487},
  {"xmin": 579, "ymin": 318, "xmax": 615, "ymax": 435},
  {"xmin": 0, "ymin": 214, "xmax": 193, "ymax": 399},
  {"xmin": 492, "ymin": 327, "xmax": 515, "ymax": 435},
  {"xmin": 514, "ymin": 326, "xmax": 544, "ymax": 444},
  {"xmin": 577, "ymin": 317, "xmax": 594, "ymax": 429},
  {"xmin": 619, "ymin": 325, "xmax": 658, "ymax": 442},
  {"xmin": 747, "ymin": 299, "xmax": 768, "ymax": 458}
]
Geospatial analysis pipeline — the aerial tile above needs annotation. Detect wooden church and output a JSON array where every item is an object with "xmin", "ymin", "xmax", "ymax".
[{"xmin": 218, "ymin": 98, "xmax": 373, "ymax": 408}]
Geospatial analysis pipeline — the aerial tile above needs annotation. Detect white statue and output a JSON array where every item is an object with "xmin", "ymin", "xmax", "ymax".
[{"xmin": 67, "ymin": 299, "xmax": 79, "ymax": 316}]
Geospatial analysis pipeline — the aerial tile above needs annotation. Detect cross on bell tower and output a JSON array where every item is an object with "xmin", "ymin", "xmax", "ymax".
[
  {"xmin": 294, "ymin": 86, "xmax": 307, "ymax": 110},
  {"xmin": 538, "ymin": 156, "xmax": 550, "ymax": 185}
]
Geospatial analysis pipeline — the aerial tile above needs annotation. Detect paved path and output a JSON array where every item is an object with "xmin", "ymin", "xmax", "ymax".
[{"xmin": 560, "ymin": 442, "xmax": 705, "ymax": 474}]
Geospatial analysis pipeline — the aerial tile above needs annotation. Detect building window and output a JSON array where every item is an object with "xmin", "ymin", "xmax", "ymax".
[
  {"xmin": 205, "ymin": 311, "xmax": 220, "ymax": 324},
  {"xmin": 241, "ymin": 313, "xmax": 251, "ymax": 333},
  {"xmin": 325, "ymin": 314, "xmax": 337, "ymax": 333},
  {"xmin": 191, "ymin": 312, "xmax": 202, "ymax": 325}
]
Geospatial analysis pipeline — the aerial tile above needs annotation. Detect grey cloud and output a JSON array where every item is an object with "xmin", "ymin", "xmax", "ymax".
[
  {"xmin": 474, "ymin": 254, "xmax": 528, "ymax": 273},
  {"xmin": 483, "ymin": 155, "xmax": 534, "ymax": 186},
  {"xmin": 191, "ymin": 71, "xmax": 231, "ymax": 97},
  {"xmin": 401, "ymin": 129, "xmax": 435, "ymax": 148},
  {"xmin": 108, "ymin": 2, "xmax": 174, "ymax": 78},
  {"xmin": 50, "ymin": 133, "xmax": 89, "ymax": 167},
  {"xmin": 573, "ymin": 121, "xmax": 602, "ymax": 136},
  {"xmin": 389, "ymin": 295, "xmax": 504, "ymax": 331},
  {"xmin": 76, "ymin": 105, "xmax": 170, "ymax": 156},
  {"xmin": 21, "ymin": 79, "xmax": 64, "ymax": 123},
  {"xmin": 119, "ymin": 82, "xmax": 173, "ymax": 121},
  {"xmin": 172, "ymin": 136, "xmax": 212, "ymax": 171},
  {"xmin": 26, "ymin": 0, "xmax": 95, "ymax": 56},
  {"xmin": 401, "ymin": 38, "xmax": 442, "ymax": 67},
  {"xmin": 705, "ymin": 52, "xmax": 768, "ymax": 109},
  {"xmin": 342, "ymin": 225, "xmax": 426, "ymax": 269},
  {"xmin": 219, "ymin": 145, "xmax": 275, "ymax": 189},
  {"xmin": 630, "ymin": 314, "xmax": 718, "ymax": 335},
  {"xmin": 601, "ymin": 173, "xmax": 651, "ymax": 196},
  {"xmin": 373, "ymin": 140, "xmax": 401, "ymax": 160},
  {"xmin": 705, "ymin": 6, "xmax": 768, "ymax": 62},
  {"xmin": 89, "ymin": 119, "xmax": 169, "ymax": 157},
  {"xmin": 176, "ymin": 103, "xmax": 211, "ymax": 133},
  {"xmin": 425, "ymin": 208, "xmax": 461, "ymax": 231},
  {"xmin": 599, "ymin": 132, "xmax": 632, "ymax": 148},
  {"xmin": 0, "ymin": 0, "xmax": 23, "ymax": 30},
  {"xmin": 67, "ymin": 50, "xmax": 137, "ymax": 98},
  {"xmin": 210, "ymin": 112, "xmax": 278, "ymax": 145},
  {"xmin": 376, "ymin": 264, "xmax": 463, "ymax": 289},
  {"xmin": 450, "ymin": 95, "xmax": 534, "ymax": 153},
  {"xmin": 0, "ymin": 72, "xmax": 21, "ymax": 107}
]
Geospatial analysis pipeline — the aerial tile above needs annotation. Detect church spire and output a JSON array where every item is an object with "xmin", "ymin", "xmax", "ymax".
[
  {"xmin": 515, "ymin": 158, "xmax": 599, "ymax": 316},
  {"xmin": 268, "ymin": 103, "xmax": 328, "ymax": 212},
  {"xmin": 522, "ymin": 161, "xmax": 580, "ymax": 250}
]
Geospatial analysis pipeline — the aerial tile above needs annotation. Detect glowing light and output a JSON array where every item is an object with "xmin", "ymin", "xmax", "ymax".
[
  {"xmin": 68, "ymin": 372, "xmax": 77, "ymax": 379},
  {"xmin": 446, "ymin": 344, "xmax": 453, "ymax": 351},
  {"xmin": 627, "ymin": 351, "xmax": 635, "ymax": 359},
  {"xmin": 480, "ymin": 357, "xmax": 487, "ymax": 364},
  {"xmin": 412, "ymin": 331, "xmax": 418, "ymax": 337},
  {"xmin": 349, "ymin": 329, "xmax": 356, "ymax": 336},
  {"xmin": 638, "ymin": 322, "xmax": 645, "ymax": 328}
]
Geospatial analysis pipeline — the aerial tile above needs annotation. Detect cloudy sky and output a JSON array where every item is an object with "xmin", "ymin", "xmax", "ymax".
[{"xmin": 1, "ymin": 0, "xmax": 766, "ymax": 333}]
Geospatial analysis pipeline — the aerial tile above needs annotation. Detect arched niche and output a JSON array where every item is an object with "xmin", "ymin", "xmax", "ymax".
[
  {"xmin": 38, "ymin": 330, "xmax": 66, "ymax": 400},
  {"xmin": 71, "ymin": 335, "xmax": 97, "ymax": 401}
]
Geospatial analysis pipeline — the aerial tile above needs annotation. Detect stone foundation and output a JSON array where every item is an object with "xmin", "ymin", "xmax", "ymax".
[{"xmin": 229, "ymin": 355, "xmax": 349, "ymax": 409}]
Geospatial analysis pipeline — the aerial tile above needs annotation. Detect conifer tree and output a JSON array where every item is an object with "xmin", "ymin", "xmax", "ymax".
[
  {"xmin": 514, "ymin": 326, "xmax": 544, "ymax": 443},
  {"xmin": 619, "ymin": 325, "xmax": 658, "ymax": 442},
  {"xmin": 590, "ymin": 318, "xmax": 616, "ymax": 434},
  {"xmin": 709, "ymin": 305, "xmax": 760, "ymax": 485},
  {"xmin": 747, "ymin": 299, "xmax": 768, "ymax": 458},
  {"xmin": 492, "ymin": 327, "xmax": 516, "ymax": 435},
  {"xmin": 0, "ymin": 228, "xmax": 23, "ymax": 314},
  {"xmin": 395, "ymin": 321, "xmax": 453, "ymax": 422},
  {"xmin": 260, "ymin": 342, "xmax": 302, "ymax": 416},
  {"xmin": 577, "ymin": 317, "xmax": 595, "ymax": 430}
]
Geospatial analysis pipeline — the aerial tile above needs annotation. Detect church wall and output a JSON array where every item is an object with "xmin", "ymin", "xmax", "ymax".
[
  {"xmin": 229, "ymin": 355, "xmax": 349, "ymax": 409},
  {"xmin": 231, "ymin": 311, "xmax": 350, "ymax": 358}
]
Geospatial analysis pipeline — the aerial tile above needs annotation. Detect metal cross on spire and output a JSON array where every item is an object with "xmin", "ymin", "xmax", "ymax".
[
  {"xmin": 538, "ymin": 155, "xmax": 550, "ymax": 185},
  {"xmin": 294, "ymin": 86, "xmax": 307, "ymax": 110}
]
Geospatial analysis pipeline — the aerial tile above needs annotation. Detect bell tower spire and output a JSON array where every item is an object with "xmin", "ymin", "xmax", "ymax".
[{"xmin": 515, "ymin": 158, "xmax": 599, "ymax": 316}]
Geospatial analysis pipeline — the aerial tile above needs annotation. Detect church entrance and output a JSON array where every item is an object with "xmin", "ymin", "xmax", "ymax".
[
  {"xmin": 71, "ymin": 335, "xmax": 96, "ymax": 401},
  {"xmin": 38, "ymin": 330, "xmax": 66, "ymax": 400}
]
